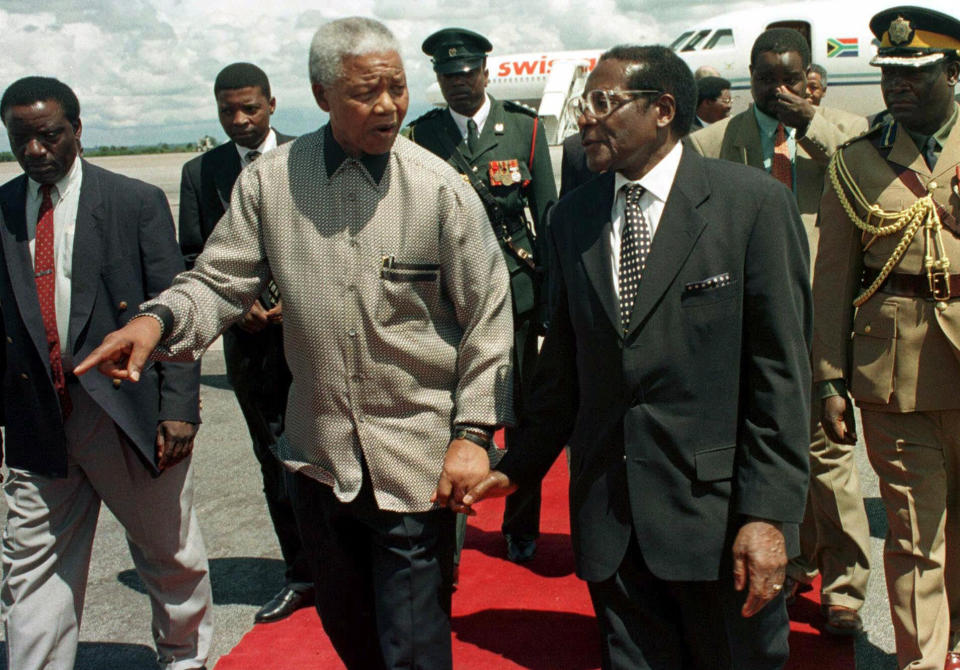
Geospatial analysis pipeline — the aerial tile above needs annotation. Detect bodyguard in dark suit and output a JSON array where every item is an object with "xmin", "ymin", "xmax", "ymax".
[
  {"xmin": 0, "ymin": 76, "xmax": 212, "ymax": 670},
  {"xmin": 178, "ymin": 62, "xmax": 311, "ymax": 623},
  {"xmin": 464, "ymin": 46, "xmax": 812, "ymax": 669},
  {"xmin": 406, "ymin": 29, "xmax": 557, "ymax": 564}
]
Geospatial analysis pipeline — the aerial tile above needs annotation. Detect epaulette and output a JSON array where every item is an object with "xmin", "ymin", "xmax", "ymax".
[
  {"xmin": 405, "ymin": 106, "xmax": 445, "ymax": 128},
  {"xmin": 502, "ymin": 100, "xmax": 539, "ymax": 118},
  {"xmin": 837, "ymin": 118, "xmax": 888, "ymax": 151}
]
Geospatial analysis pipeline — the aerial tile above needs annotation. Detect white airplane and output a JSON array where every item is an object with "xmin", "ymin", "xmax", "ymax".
[{"xmin": 425, "ymin": 1, "xmax": 958, "ymax": 143}]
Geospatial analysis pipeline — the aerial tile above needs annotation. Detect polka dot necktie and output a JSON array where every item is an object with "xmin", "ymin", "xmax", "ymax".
[
  {"xmin": 35, "ymin": 184, "xmax": 72, "ymax": 418},
  {"xmin": 619, "ymin": 184, "xmax": 650, "ymax": 334},
  {"xmin": 771, "ymin": 123, "xmax": 792, "ymax": 190}
]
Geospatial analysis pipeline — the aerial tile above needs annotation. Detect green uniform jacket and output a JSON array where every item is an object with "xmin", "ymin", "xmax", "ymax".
[{"xmin": 405, "ymin": 96, "xmax": 557, "ymax": 319}]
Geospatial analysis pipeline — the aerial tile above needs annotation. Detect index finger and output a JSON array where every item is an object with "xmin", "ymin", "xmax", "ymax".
[{"xmin": 432, "ymin": 474, "xmax": 452, "ymax": 507}]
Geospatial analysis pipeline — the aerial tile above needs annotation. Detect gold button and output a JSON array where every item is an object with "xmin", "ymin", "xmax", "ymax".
[
  {"xmin": 928, "ymin": 181, "xmax": 938, "ymax": 191},
  {"xmin": 118, "ymin": 301, "xmax": 128, "ymax": 311},
  {"xmin": 5, "ymin": 336, "xmax": 11, "ymax": 344},
  {"xmin": 937, "ymin": 301, "xmax": 948, "ymax": 311},
  {"xmin": 864, "ymin": 324, "xmax": 872, "ymax": 333},
  {"xmin": 20, "ymin": 373, "xmax": 28, "ymax": 380},
  {"xmin": 113, "ymin": 378, "xmax": 122, "ymax": 388}
]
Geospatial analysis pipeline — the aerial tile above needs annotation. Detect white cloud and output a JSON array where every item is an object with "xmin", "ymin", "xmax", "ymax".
[{"xmin": 2, "ymin": 0, "xmax": 800, "ymax": 147}]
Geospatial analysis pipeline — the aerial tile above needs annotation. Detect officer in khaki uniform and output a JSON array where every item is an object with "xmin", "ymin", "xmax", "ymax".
[
  {"xmin": 689, "ymin": 27, "xmax": 871, "ymax": 636},
  {"xmin": 812, "ymin": 7, "xmax": 960, "ymax": 669},
  {"xmin": 406, "ymin": 28, "xmax": 557, "ymax": 565}
]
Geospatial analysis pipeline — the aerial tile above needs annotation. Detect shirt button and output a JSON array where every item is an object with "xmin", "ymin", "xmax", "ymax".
[
  {"xmin": 348, "ymin": 328, "xmax": 357, "ymax": 337},
  {"xmin": 20, "ymin": 372, "xmax": 28, "ymax": 380},
  {"xmin": 5, "ymin": 336, "xmax": 11, "ymax": 344},
  {"xmin": 113, "ymin": 379, "xmax": 122, "ymax": 388},
  {"xmin": 864, "ymin": 324, "xmax": 872, "ymax": 334}
]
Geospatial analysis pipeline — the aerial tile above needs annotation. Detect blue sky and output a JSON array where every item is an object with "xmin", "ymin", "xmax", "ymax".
[{"xmin": 1, "ymin": 0, "xmax": 868, "ymax": 147}]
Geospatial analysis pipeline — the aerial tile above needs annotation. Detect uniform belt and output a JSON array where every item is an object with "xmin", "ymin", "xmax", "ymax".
[
  {"xmin": 494, "ymin": 216, "xmax": 526, "ymax": 239},
  {"xmin": 862, "ymin": 268, "xmax": 960, "ymax": 300}
]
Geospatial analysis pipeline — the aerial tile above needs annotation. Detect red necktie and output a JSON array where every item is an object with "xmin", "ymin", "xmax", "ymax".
[
  {"xmin": 771, "ymin": 123, "xmax": 793, "ymax": 190},
  {"xmin": 35, "ymin": 184, "xmax": 72, "ymax": 418}
]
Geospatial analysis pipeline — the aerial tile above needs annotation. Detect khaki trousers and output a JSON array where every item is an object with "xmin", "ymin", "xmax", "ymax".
[
  {"xmin": 787, "ymin": 422, "xmax": 871, "ymax": 610},
  {"xmin": 0, "ymin": 384, "xmax": 213, "ymax": 670},
  {"xmin": 861, "ymin": 408, "xmax": 960, "ymax": 670}
]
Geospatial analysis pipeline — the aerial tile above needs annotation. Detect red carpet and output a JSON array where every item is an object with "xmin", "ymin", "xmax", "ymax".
[{"xmin": 215, "ymin": 457, "xmax": 854, "ymax": 669}]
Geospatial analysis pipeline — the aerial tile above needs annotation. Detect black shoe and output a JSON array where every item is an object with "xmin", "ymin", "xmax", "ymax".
[
  {"xmin": 506, "ymin": 535, "xmax": 537, "ymax": 563},
  {"xmin": 254, "ymin": 585, "xmax": 314, "ymax": 624}
]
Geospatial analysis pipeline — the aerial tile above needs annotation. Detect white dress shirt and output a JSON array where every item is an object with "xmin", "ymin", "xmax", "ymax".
[
  {"xmin": 236, "ymin": 128, "xmax": 278, "ymax": 166},
  {"xmin": 608, "ymin": 141, "xmax": 683, "ymax": 299},
  {"xmin": 447, "ymin": 95, "xmax": 492, "ymax": 140},
  {"xmin": 26, "ymin": 157, "xmax": 82, "ymax": 356}
]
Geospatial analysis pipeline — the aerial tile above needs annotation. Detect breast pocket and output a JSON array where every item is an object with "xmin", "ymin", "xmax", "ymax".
[{"xmin": 375, "ymin": 261, "xmax": 441, "ymax": 329}]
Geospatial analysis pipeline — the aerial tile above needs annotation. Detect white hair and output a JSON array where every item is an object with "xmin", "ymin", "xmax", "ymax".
[{"xmin": 308, "ymin": 17, "xmax": 401, "ymax": 86}]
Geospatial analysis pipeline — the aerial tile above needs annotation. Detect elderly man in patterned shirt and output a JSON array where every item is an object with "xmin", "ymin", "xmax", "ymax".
[{"xmin": 75, "ymin": 16, "xmax": 514, "ymax": 670}]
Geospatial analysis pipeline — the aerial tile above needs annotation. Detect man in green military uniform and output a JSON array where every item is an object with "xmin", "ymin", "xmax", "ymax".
[
  {"xmin": 407, "ymin": 28, "xmax": 557, "ymax": 565},
  {"xmin": 812, "ymin": 7, "xmax": 960, "ymax": 669}
]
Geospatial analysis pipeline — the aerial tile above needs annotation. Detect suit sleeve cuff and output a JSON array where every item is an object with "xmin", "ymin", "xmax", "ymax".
[{"xmin": 818, "ymin": 378, "xmax": 847, "ymax": 400}]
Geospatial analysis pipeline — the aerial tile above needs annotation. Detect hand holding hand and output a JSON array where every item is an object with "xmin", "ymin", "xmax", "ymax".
[
  {"xmin": 155, "ymin": 420, "xmax": 198, "ymax": 470},
  {"xmin": 732, "ymin": 519, "xmax": 787, "ymax": 618},
  {"xmin": 431, "ymin": 438, "xmax": 491, "ymax": 512},
  {"xmin": 73, "ymin": 315, "xmax": 162, "ymax": 382}
]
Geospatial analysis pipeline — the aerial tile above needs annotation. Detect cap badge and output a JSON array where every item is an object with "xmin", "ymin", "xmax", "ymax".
[
  {"xmin": 448, "ymin": 47, "xmax": 458, "ymax": 57},
  {"xmin": 888, "ymin": 16, "xmax": 914, "ymax": 46}
]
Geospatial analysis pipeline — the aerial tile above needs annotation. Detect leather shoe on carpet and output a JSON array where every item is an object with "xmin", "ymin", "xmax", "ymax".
[
  {"xmin": 254, "ymin": 585, "xmax": 314, "ymax": 624},
  {"xmin": 946, "ymin": 651, "xmax": 960, "ymax": 670},
  {"xmin": 822, "ymin": 605, "xmax": 863, "ymax": 636},
  {"xmin": 506, "ymin": 535, "xmax": 536, "ymax": 563}
]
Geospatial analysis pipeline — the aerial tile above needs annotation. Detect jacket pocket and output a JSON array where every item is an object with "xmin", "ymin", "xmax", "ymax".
[
  {"xmin": 850, "ymin": 300, "xmax": 898, "ymax": 405},
  {"xmin": 694, "ymin": 445, "xmax": 736, "ymax": 482}
]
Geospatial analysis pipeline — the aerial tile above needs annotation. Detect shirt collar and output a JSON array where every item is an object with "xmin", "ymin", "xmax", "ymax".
[
  {"xmin": 448, "ymin": 94, "xmax": 491, "ymax": 138},
  {"xmin": 753, "ymin": 105, "xmax": 795, "ymax": 139},
  {"xmin": 613, "ymin": 141, "xmax": 683, "ymax": 204},
  {"xmin": 322, "ymin": 123, "xmax": 390, "ymax": 184},
  {"xmin": 236, "ymin": 128, "xmax": 278, "ymax": 165},
  {"xmin": 28, "ymin": 154, "xmax": 82, "ymax": 200}
]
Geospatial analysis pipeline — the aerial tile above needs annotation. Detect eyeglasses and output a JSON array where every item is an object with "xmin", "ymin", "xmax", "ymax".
[{"xmin": 567, "ymin": 89, "xmax": 662, "ymax": 118}]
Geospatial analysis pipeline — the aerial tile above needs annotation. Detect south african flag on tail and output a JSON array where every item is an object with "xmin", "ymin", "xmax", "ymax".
[{"xmin": 827, "ymin": 37, "xmax": 859, "ymax": 58}]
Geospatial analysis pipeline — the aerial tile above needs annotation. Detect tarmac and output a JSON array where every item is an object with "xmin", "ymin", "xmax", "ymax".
[{"xmin": 0, "ymin": 150, "xmax": 901, "ymax": 668}]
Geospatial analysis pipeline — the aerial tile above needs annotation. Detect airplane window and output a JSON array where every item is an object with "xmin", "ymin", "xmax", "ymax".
[
  {"xmin": 682, "ymin": 30, "xmax": 711, "ymax": 51},
  {"xmin": 704, "ymin": 29, "xmax": 734, "ymax": 50},
  {"xmin": 669, "ymin": 31, "xmax": 694, "ymax": 50}
]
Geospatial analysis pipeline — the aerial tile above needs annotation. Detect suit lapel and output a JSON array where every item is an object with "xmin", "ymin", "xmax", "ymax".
[
  {"xmin": 69, "ymin": 161, "xmax": 105, "ymax": 353},
  {"xmin": 933, "ymin": 108, "xmax": 960, "ymax": 183},
  {"xmin": 731, "ymin": 108, "xmax": 764, "ymax": 169},
  {"xmin": 626, "ymin": 149, "xmax": 710, "ymax": 335},
  {"xmin": 576, "ymin": 173, "xmax": 619, "ymax": 331},
  {"xmin": 0, "ymin": 176, "xmax": 50, "ymax": 362},
  {"xmin": 214, "ymin": 144, "xmax": 242, "ymax": 210}
]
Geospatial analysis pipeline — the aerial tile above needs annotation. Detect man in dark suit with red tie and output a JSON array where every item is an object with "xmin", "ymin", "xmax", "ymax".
[
  {"xmin": 462, "ymin": 45, "xmax": 812, "ymax": 668},
  {"xmin": 178, "ymin": 62, "xmax": 311, "ymax": 623},
  {"xmin": 0, "ymin": 76, "xmax": 211, "ymax": 670}
]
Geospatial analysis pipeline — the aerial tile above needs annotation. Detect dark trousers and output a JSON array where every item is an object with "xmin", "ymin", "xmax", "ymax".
[
  {"xmin": 587, "ymin": 536, "xmax": 790, "ymax": 670},
  {"xmin": 288, "ymin": 469, "xmax": 456, "ymax": 670},
  {"xmin": 222, "ymin": 324, "xmax": 309, "ymax": 585},
  {"xmin": 501, "ymin": 317, "xmax": 542, "ymax": 540}
]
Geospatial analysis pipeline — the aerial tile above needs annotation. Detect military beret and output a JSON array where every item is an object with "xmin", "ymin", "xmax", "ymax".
[
  {"xmin": 422, "ymin": 28, "xmax": 492, "ymax": 74},
  {"xmin": 869, "ymin": 6, "xmax": 960, "ymax": 67}
]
